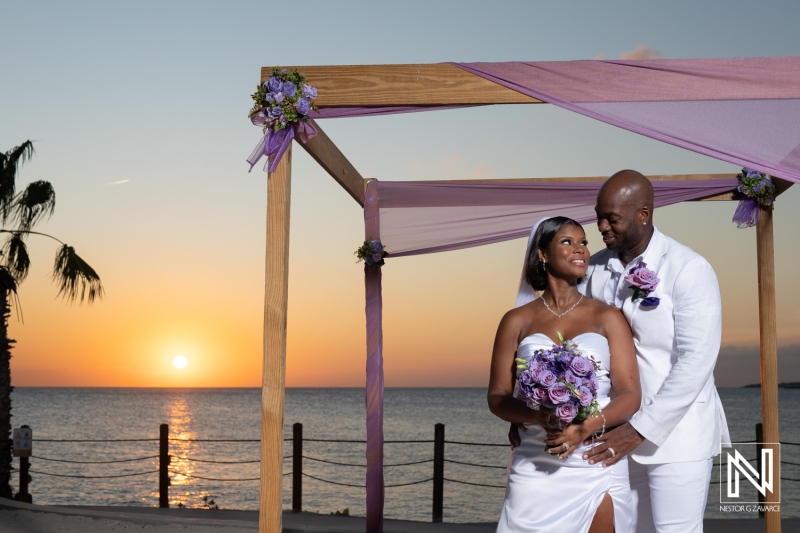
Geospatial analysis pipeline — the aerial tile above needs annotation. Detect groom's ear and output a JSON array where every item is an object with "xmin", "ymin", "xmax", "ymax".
[{"xmin": 639, "ymin": 205, "xmax": 651, "ymax": 224}]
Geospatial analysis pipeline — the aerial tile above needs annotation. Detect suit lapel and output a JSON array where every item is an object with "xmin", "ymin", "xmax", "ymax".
[{"xmin": 622, "ymin": 228, "xmax": 669, "ymax": 325}]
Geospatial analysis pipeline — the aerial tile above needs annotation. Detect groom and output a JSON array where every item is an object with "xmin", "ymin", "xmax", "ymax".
[{"xmin": 580, "ymin": 170, "xmax": 730, "ymax": 533}]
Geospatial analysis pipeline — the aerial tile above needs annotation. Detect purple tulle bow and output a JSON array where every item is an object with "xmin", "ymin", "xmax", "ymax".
[
  {"xmin": 246, "ymin": 120, "xmax": 318, "ymax": 174},
  {"xmin": 732, "ymin": 197, "xmax": 760, "ymax": 228}
]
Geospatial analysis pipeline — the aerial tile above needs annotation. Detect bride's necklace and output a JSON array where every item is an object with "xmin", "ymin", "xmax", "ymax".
[{"xmin": 541, "ymin": 293, "xmax": 583, "ymax": 319}]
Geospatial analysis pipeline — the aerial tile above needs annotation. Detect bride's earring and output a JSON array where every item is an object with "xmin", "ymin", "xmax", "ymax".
[{"xmin": 542, "ymin": 261, "xmax": 547, "ymax": 271}]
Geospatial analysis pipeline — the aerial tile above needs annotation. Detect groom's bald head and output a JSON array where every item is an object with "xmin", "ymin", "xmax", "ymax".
[
  {"xmin": 595, "ymin": 170, "xmax": 655, "ymax": 260},
  {"xmin": 598, "ymin": 170, "xmax": 654, "ymax": 213}
]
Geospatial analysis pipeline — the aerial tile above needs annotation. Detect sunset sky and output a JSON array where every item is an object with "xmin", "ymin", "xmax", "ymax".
[{"xmin": 2, "ymin": 0, "xmax": 800, "ymax": 389}]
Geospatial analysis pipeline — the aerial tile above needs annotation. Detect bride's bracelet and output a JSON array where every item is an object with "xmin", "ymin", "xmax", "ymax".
[{"xmin": 592, "ymin": 410, "xmax": 606, "ymax": 440}]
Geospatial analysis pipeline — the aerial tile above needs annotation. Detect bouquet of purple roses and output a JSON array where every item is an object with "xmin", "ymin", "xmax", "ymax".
[{"xmin": 516, "ymin": 333, "xmax": 602, "ymax": 442}]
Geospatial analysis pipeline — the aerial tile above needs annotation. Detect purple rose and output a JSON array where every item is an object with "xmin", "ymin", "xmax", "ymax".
[
  {"xmin": 372, "ymin": 253, "xmax": 383, "ymax": 263},
  {"xmin": 302, "ymin": 84, "xmax": 317, "ymax": 98},
  {"xmin": 556, "ymin": 402, "xmax": 578, "ymax": 424},
  {"xmin": 282, "ymin": 81, "xmax": 297, "ymax": 97},
  {"xmin": 548, "ymin": 382, "xmax": 571, "ymax": 404},
  {"xmin": 370, "ymin": 240, "xmax": 384, "ymax": 253},
  {"xmin": 265, "ymin": 92, "xmax": 276, "ymax": 102},
  {"xmin": 745, "ymin": 168, "xmax": 763, "ymax": 179},
  {"xmin": 267, "ymin": 76, "xmax": 282, "ymax": 93},
  {"xmin": 564, "ymin": 370, "xmax": 581, "ymax": 386},
  {"xmin": 578, "ymin": 386, "xmax": 593, "ymax": 407},
  {"xmin": 532, "ymin": 387, "xmax": 547, "ymax": 401},
  {"xmin": 295, "ymin": 95, "xmax": 311, "ymax": 115},
  {"xmin": 641, "ymin": 297, "xmax": 660, "ymax": 307},
  {"xmin": 270, "ymin": 106, "xmax": 284, "ymax": 118},
  {"xmin": 626, "ymin": 264, "xmax": 659, "ymax": 291},
  {"xmin": 569, "ymin": 356, "xmax": 593, "ymax": 377},
  {"xmin": 537, "ymin": 369, "xmax": 556, "ymax": 388},
  {"xmin": 273, "ymin": 92, "xmax": 285, "ymax": 104}
]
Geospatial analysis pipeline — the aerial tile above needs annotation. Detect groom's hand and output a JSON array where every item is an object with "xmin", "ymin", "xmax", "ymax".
[{"xmin": 582, "ymin": 422, "xmax": 645, "ymax": 467}]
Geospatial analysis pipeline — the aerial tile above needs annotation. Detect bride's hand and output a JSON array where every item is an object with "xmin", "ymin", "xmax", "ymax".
[{"xmin": 543, "ymin": 423, "xmax": 590, "ymax": 459}]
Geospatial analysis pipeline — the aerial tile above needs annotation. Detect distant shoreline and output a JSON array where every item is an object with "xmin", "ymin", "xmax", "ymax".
[{"xmin": 743, "ymin": 382, "xmax": 800, "ymax": 389}]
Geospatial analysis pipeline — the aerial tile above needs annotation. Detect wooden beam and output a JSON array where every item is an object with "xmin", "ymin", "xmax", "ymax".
[
  {"xmin": 260, "ymin": 145, "xmax": 291, "ymax": 533},
  {"xmin": 295, "ymin": 120, "xmax": 366, "ymax": 206},
  {"xmin": 433, "ymin": 173, "xmax": 739, "ymax": 201},
  {"xmin": 264, "ymin": 64, "xmax": 542, "ymax": 107},
  {"xmin": 756, "ymin": 206, "xmax": 781, "ymax": 532}
]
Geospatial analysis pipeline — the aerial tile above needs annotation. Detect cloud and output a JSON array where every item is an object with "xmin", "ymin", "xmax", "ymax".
[
  {"xmin": 108, "ymin": 180, "xmax": 130, "ymax": 185},
  {"xmin": 620, "ymin": 45, "xmax": 663, "ymax": 60}
]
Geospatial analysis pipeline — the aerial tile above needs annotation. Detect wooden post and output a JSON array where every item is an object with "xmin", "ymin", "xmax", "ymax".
[
  {"xmin": 292, "ymin": 422, "xmax": 302, "ymax": 513},
  {"xmin": 432, "ymin": 423, "xmax": 445, "ymax": 523},
  {"xmin": 159, "ymin": 423, "xmax": 169, "ymax": 508},
  {"xmin": 259, "ymin": 145, "xmax": 292, "ymax": 533},
  {"xmin": 756, "ymin": 423, "xmax": 764, "ymax": 518},
  {"xmin": 16, "ymin": 457, "xmax": 31, "ymax": 503},
  {"xmin": 756, "ymin": 207, "xmax": 780, "ymax": 532}
]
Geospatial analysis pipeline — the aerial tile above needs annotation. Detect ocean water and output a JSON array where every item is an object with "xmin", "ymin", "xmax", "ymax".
[{"xmin": 7, "ymin": 387, "xmax": 800, "ymax": 523}]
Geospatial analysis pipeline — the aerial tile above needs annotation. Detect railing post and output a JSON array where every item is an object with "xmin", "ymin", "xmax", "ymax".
[
  {"xmin": 293, "ymin": 422, "xmax": 302, "ymax": 513},
  {"xmin": 433, "ymin": 423, "xmax": 444, "ymax": 523},
  {"xmin": 756, "ymin": 422, "xmax": 764, "ymax": 519},
  {"xmin": 159, "ymin": 423, "xmax": 170, "ymax": 508},
  {"xmin": 17, "ymin": 456, "xmax": 31, "ymax": 503}
]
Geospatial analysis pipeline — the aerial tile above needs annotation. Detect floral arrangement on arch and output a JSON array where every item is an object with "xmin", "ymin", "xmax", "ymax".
[
  {"xmin": 246, "ymin": 68, "xmax": 319, "ymax": 174},
  {"xmin": 355, "ymin": 239, "xmax": 388, "ymax": 269},
  {"xmin": 732, "ymin": 167, "xmax": 776, "ymax": 228}
]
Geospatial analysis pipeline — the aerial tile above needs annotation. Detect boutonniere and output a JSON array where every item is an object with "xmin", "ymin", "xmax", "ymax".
[{"xmin": 625, "ymin": 261, "xmax": 660, "ymax": 307}]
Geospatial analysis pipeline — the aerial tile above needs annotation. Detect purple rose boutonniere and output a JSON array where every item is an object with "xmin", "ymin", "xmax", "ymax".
[{"xmin": 625, "ymin": 261, "xmax": 660, "ymax": 308}]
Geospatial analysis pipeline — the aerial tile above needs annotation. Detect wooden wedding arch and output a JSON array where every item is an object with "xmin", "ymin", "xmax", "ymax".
[{"xmin": 256, "ymin": 63, "xmax": 791, "ymax": 533}]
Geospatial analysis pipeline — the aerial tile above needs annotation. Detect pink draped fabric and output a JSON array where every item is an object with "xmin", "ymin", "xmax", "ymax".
[{"xmin": 453, "ymin": 58, "xmax": 800, "ymax": 184}]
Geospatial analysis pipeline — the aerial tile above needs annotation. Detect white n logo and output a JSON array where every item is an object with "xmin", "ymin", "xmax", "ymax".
[{"xmin": 727, "ymin": 449, "xmax": 773, "ymax": 498}]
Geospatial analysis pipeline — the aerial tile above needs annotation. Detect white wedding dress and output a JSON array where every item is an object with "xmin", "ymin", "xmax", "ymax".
[{"xmin": 497, "ymin": 332, "xmax": 634, "ymax": 533}]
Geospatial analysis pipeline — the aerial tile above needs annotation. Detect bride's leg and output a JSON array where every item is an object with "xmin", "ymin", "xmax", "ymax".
[{"xmin": 589, "ymin": 493, "xmax": 614, "ymax": 533}]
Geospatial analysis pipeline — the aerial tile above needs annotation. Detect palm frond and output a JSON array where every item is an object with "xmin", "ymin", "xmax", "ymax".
[
  {"xmin": 0, "ymin": 141, "xmax": 35, "ymax": 223},
  {"xmin": 2, "ymin": 234, "xmax": 30, "ymax": 282},
  {"xmin": 53, "ymin": 245, "xmax": 104, "ymax": 304},
  {"xmin": 14, "ymin": 180, "xmax": 56, "ymax": 232}
]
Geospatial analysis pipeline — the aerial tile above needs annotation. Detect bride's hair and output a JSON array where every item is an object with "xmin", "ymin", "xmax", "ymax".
[{"xmin": 525, "ymin": 216, "xmax": 583, "ymax": 291}]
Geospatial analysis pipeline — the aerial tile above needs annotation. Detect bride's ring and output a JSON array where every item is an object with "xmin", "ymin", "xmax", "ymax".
[
  {"xmin": 608, "ymin": 447, "xmax": 616, "ymax": 458},
  {"xmin": 560, "ymin": 443, "xmax": 569, "ymax": 451}
]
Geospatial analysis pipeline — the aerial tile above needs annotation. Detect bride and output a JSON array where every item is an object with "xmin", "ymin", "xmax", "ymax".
[{"xmin": 488, "ymin": 216, "xmax": 641, "ymax": 533}]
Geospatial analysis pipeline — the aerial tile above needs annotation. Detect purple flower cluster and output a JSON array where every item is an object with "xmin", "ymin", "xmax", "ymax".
[
  {"xmin": 249, "ymin": 68, "xmax": 317, "ymax": 134},
  {"xmin": 737, "ymin": 168, "xmax": 775, "ymax": 208},
  {"xmin": 355, "ymin": 239, "xmax": 388, "ymax": 268},
  {"xmin": 625, "ymin": 261, "xmax": 660, "ymax": 308},
  {"xmin": 516, "ymin": 339, "xmax": 600, "ymax": 425}
]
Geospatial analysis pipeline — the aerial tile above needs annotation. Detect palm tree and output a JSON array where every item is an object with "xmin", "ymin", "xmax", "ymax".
[{"xmin": 0, "ymin": 141, "xmax": 103, "ymax": 499}]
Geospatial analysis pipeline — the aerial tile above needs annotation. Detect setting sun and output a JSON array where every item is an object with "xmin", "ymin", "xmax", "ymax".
[{"xmin": 173, "ymin": 356, "xmax": 188, "ymax": 369}]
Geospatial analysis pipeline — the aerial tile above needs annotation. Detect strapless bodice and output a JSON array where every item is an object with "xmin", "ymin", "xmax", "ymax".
[{"xmin": 517, "ymin": 332, "xmax": 611, "ymax": 401}]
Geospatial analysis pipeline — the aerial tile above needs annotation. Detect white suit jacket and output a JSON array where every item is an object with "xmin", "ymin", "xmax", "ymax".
[{"xmin": 580, "ymin": 227, "xmax": 730, "ymax": 464}]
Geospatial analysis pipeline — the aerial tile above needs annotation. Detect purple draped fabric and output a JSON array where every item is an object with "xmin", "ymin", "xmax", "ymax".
[
  {"xmin": 453, "ymin": 59, "xmax": 800, "ymax": 184},
  {"xmin": 364, "ymin": 182, "xmax": 384, "ymax": 532},
  {"xmin": 375, "ymin": 179, "xmax": 738, "ymax": 256}
]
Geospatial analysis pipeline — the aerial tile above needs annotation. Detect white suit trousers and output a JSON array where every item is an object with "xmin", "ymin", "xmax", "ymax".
[{"xmin": 629, "ymin": 458, "xmax": 713, "ymax": 533}]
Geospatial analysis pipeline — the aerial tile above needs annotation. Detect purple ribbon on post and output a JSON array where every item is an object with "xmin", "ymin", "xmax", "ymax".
[
  {"xmin": 732, "ymin": 197, "xmax": 761, "ymax": 228},
  {"xmin": 246, "ymin": 119, "xmax": 318, "ymax": 174}
]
